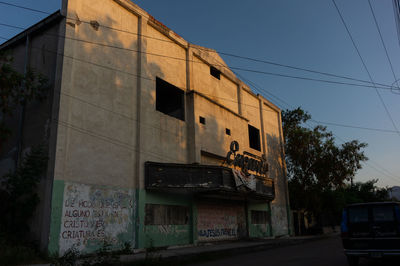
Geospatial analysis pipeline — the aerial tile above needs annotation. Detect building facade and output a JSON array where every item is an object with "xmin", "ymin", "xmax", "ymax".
[{"xmin": 0, "ymin": 0, "xmax": 290, "ymax": 255}]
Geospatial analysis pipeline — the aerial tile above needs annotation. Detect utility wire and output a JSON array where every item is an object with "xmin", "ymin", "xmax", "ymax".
[
  {"xmin": 1, "ymin": 0, "xmax": 399, "ymax": 182},
  {"xmin": 368, "ymin": 0, "xmax": 400, "ymax": 94},
  {"xmin": 1, "ymin": 2, "xmax": 400, "ymax": 92},
  {"xmin": 3, "ymin": 34, "xmax": 399, "ymax": 183},
  {"xmin": 237, "ymin": 71, "xmax": 400, "ymax": 183},
  {"xmin": 332, "ymin": 0, "xmax": 400, "ymax": 137},
  {"xmin": 236, "ymin": 71, "xmax": 400, "ymax": 135},
  {"xmin": 368, "ymin": 160, "xmax": 400, "ymax": 182},
  {"xmin": 2, "ymin": 36, "xmax": 397, "ymax": 136},
  {"xmin": 1, "ymin": 28, "xmax": 399, "ymax": 135},
  {"xmin": 311, "ymin": 120, "xmax": 400, "ymax": 134},
  {"xmin": 364, "ymin": 162, "xmax": 400, "ymax": 183},
  {"xmin": 0, "ymin": 1, "xmax": 51, "ymax": 15},
  {"xmin": 0, "ymin": 22, "xmax": 398, "ymax": 92},
  {"xmin": 392, "ymin": 0, "xmax": 400, "ymax": 48}
]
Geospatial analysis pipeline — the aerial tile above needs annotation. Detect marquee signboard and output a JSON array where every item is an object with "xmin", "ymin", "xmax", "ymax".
[{"xmin": 225, "ymin": 141, "xmax": 268, "ymax": 176}]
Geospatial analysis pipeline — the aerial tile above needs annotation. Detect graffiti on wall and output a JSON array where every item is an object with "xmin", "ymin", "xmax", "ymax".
[
  {"xmin": 197, "ymin": 203, "xmax": 245, "ymax": 241},
  {"xmin": 59, "ymin": 182, "xmax": 135, "ymax": 254}
]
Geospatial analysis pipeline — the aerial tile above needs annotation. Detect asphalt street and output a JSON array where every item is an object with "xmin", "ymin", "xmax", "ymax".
[{"xmin": 190, "ymin": 236, "xmax": 400, "ymax": 266}]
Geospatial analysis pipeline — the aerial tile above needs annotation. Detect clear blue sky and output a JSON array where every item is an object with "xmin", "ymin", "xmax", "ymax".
[{"xmin": 1, "ymin": 0, "xmax": 400, "ymax": 187}]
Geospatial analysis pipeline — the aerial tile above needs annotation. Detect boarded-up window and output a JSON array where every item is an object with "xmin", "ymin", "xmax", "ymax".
[
  {"xmin": 145, "ymin": 204, "xmax": 189, "ymax": 225},
  {"xmin": 251, "ymin": 210, "xmax": 269, "ymax": 224}
]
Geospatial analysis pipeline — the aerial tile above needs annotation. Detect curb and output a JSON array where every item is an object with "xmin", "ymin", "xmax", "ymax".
[
  {"xmin": 25, "ymin": 234, "xmax": 336, "ymax": 265},
  {"xmin": 119, "ymin": 234, "xmax": 335, "ymax": 264}
]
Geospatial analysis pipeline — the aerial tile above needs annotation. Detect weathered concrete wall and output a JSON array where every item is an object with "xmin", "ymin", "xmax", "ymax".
[
  {"xmin": 54, "ymin": 0, "xmax": 139, "ymax": 188},
  {"xmin": 192, "ymin": 55, "xmax": 239, "ymax": 113},
  {"xmin": 50, "ymin": 0, "xmax": 141, "ymax": 254},
  {"xmin": 262, "ymin": 103, "xmax": 290, "ymax": 236},
  {"xmin": 194, "ymin": 93, "xmax": 248, "ymax": 161},
  {"xmin": 138, "ymin": 22, "xmax": 188, "ymax": 171}
]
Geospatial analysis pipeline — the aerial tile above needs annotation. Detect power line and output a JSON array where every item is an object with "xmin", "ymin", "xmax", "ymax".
[
  {"xmin": 0, "ymin": 1, "xmax": 51, "ymax": 15},
  {"xmin": 311, "ymin": 120, "xmax": 399, "ymax": 134},
  {"xmin": 3, "ymin": 38, "xmax": 399, "ymax": 137},
  {"xmin": 368, "ymin": 0, "xmax": 400, "ymax": 93},
  {"xmin": 1, "ymin": 22, "xmax": 398, "ymax": 92},
  {"xmin": 392, "ymin": 0, "xmax": 400, "ymax": 47},
  {"xmin": 236, "ymin": 71, "xmax": 400, "ymax": 183},
  {"xmin": 1, "ymin": 2, "xmax": 400, "ymax": 92},
  {"xmin": 364, "ymin": 162, "xmax": 400, "ymax": 183},
  {"xmin": 368, "ymin": 160, "xmax": 400, "ymax": 182},
  {"xmin": 3, "ymin": 37, "xmax": 399, "ymax": 184},
  {"xmin": 332, "ymin": 0, "xmax": 400, "ymax": 137},
  {"xmin": 220, "ymin": 51, "xmax": 399, "ymax": 91},
  {"xmin": 1, "ymin": 2, "xmax": 399, "ymax": 183},
  {"xmin": 236, "ymin": 71, "xmax": 400, "ymax": 135},
  {"xmin": 232, "ymin": 66, "xmax": 395, "ymax": 90},
  {"xmin": 2, "ymin": 20, "xmax": 400, "ymax": 136}
]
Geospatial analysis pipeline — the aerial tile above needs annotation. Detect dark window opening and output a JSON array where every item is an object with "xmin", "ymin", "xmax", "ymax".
[
  {"xmin": 226, "ymin": 128, "xmax": 231, "ymax": 135},
  {"xmin": 199, "ymin": 116, "xmax": 206, "ymax": 124},
  {"xmin": 373, "ymin": 206, "xmax": 395, "ymax": 222},
  {"xmin": 145, "ymin": 204, "xmax": 189, "ymax": 225},
  {"xmin": 248, "ymin": 125, "xmax": 261, "ymax": 151},
  {"xmin": 156, "ymin": 77, "xmax": 185, "ymax": 121},
  {"xmin": 210, "ymin": 66, "xmax": 221, "ymax": 80},
  {"xmin": 348, "ymin": 207, "xmax": 369, "ymax": 223},
  {"xmin": 251, "ymin": 210, "xmax": 270, "ymax": 224}
]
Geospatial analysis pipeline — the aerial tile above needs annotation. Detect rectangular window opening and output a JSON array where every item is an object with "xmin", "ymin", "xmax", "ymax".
[
  {"xmin": 248, "ymin": 125, "xmax": 261, "ymax": 151},
  {"xmin": 156, "ymin": 77, "xmax": 185, "ymax": 121},
  {"xmin": 251, "ymin": 210, "xmax": 270, "ymax": 224},
  {"xmin": 145, "ymin": 204, "xmax": 189, "ymax": 225},
  {"xmin": 348, "ymin": 207, "xmax": 369, "ymax": 223},
  {"xmin": 199, "ymin": 116, "xmax": 206, "ymax": 124},
  {"xmin": 210, "ymin": 66, "xmax": 221, "ymax": 80},
  {"xmin": 226, "ymin": 128, "xmax": 231, "ymax": 135}
]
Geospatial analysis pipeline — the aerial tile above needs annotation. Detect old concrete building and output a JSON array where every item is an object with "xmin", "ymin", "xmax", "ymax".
[{"xmin": 0, "ymin": 0, "xmax": 290, "ymax": 255}]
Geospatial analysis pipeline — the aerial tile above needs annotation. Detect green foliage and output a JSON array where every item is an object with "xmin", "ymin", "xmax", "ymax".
[
  {"xmin": 53, "ymin": 241, "xmax": 134, "ymax": 266},
  {"xmin": 283, "ymin": 107, "xmax": 368, "ymax": 191},
  {"xmin": 342, "ymin": 179, "xmax": 389, "ymax": 204},
  {"xmin": 0, "ymin": 51, "xmax": 48, "ymax": 146},
  {"xmin": 0, "ymin": 145, "xmax": 48, "ymax": 239},
  {"xmin": 282, "ymin": 108, "xmax": 386, "ymax": 227}
]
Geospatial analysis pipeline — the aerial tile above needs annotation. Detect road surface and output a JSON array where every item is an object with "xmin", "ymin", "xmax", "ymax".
[{"xmin": 190, "ymin": 236, "xmax": 400, "ymax": 266}]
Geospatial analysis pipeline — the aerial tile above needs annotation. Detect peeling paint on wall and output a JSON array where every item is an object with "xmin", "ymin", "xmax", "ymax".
[
  {"xmin": 197, "ymin": 203, "xmax": 245, "ymax": 241},
  {"xmin": 59, "ymin": 182, "xmax": 135, "ymax": 254}
]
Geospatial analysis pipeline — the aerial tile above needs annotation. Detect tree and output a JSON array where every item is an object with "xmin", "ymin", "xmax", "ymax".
[
  {"xmin": 282, "ymin": 108, "xmax": 368, "ymax": 222},
  {"xmin": 0, "ymin": 145, "xmax": 48, "ymax": 238},
  {"xmin": 0, "ymin": 51, "xmax": 49, "ymax": 240},
  {"xmin": 0, "ymin": 51, "xmax": 48, "ymax": 148}
]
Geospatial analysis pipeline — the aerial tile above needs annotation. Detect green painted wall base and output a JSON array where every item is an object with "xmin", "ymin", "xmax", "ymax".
[{"xmin": 48, "ymin": 182, "xmax": 280, "ymax": 255}]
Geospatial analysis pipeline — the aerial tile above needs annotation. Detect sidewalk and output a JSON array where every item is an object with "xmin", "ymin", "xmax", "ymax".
[{"xmin": 119, "ymin": 234, "xmax": 338, "ymax": 265}]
